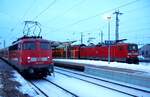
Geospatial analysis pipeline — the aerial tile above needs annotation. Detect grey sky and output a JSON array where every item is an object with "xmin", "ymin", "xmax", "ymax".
[{"xmin": 0, "ymin": 0, "xmax": 150, "ymax": 47}]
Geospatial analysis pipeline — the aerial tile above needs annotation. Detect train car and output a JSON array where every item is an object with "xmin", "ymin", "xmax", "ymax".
[
  {"xmin": 0, "ymin": 36, "xmax": 54, "ymax": 77},
  {"xmin": 52, "ymin": 47, "xmax": 65, "ymax": 58},
  {"xmin": 52, "ymin": 43, "xmax": 139, "ymax": 64},
  {"xmin": 80, "ymin": 43, "xmax": 139, "ymax": 64}
]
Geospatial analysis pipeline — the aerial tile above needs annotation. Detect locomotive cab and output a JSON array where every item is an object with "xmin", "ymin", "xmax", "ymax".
[
  {"xmin": 7, "ymin": 36, "xmax": 54, "ymax": 78},
  {"xmin": 20, "ymin": 39, "xmax": 53, "ymax": 76},
  {"xmin": 127, "ymin": 44, "xmax": 139, "ymax": 64}
]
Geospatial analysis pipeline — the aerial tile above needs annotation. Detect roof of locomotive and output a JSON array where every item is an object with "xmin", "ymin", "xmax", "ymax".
[
  {"xmin": 12, "ymin": 35, "xmax": 50, "ymax": 44},
  {"xmin": 70, "ymin": 42, "xmax": 137, "ymax": 48}
]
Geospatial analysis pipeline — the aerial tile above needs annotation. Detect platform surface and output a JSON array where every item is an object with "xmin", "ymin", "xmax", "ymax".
[
  {"xmin": 53, "ymin": 59, "xmax": 150, "ymax": 88},
  {"xmin": 0, "ymin": 59, "xmax": 41, "ymax": 97}
]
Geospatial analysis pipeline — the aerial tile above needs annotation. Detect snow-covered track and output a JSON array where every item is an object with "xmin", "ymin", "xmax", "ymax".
[
  {"xmin": 29, "ymin": 78, "xmax": 79, "ymax": 97},
  {"xmin": 29, "ymin": 80, "xmax": 49, "ymax": 97},
  {"xmin": 43, "ymin": 78, "xmax": 79, "ymax": 97},
  {"xmin": 55, "ymin": 67, "xmax": 150, "ymax": 97}
]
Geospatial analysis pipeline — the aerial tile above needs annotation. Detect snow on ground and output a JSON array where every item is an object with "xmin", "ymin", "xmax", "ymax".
[
  {"xmin": 46, "ymin": 73, "xmax": 133, "ymax": 97},
  {"xmin": 140, "ymin": 62, "xmax": 150, "ymax": 66},
  {"xmin": 55, "ymin": 67, "xmax": 150, "ymax": 96},
  {"xmin": 11, "ymin": 70, "xmax": 45, "ymax": 97},
  {"xmin": 33, "ymin": 79, "xmax": 74, "ymax": 97},
  {"xmin": 53, "ymin": 59, "xmax": 150, "ymax": 73}
]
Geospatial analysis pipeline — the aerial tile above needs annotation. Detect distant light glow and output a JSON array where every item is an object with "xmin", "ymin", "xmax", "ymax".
[{"xmin": 102, "ymin": 13, "xmax": 112, "ymax": 20}]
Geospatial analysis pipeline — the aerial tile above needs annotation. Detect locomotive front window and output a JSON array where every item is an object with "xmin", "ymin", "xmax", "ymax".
[
  {"xmin": 22, "ymin": 42, "xmax": 36, "ymax": 50},
  {"xmin": 128, "ymin": 44, "xmax": 138, "ymax": 51},
  {"xmin": 40, "ymin": 42, "xmax": 50, "ymax": 50}
]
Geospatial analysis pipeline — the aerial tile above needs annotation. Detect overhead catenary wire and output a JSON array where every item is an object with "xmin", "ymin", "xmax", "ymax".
[
  {"xmin": 0, "ymin": 12, "xmax": 15, "ymax": 20},
  {"xmin": 79, "ymin": 20, "xmax": 150, "ymax": 35},
  {"xmin": 121, "ymin": 27, "xmax": 150, "ymax": 44},
  {"xmin": 43, "ymin": 0, "xmax": 148, "ymax": 32},
  {"xmin": 11, "ymin": 0, "xmax": 57, "ymax": 38},
  {"xmin": 52, "ymin": 19, "xmax": 150, "ymax": 42},
  {"xmin": 81, "ymin": 26, "xmax": 150, "ymax": 45},
  {"xmin": 21, "ymin": 0, "xmax": 38, "ymax": 21},
  {"xmin": 11, "ymin": 0, "xmax": 37, "ymax": 32},
  {"xmin": 123, "ymin": 2, "xmax": 150, "ymax": 13},
  {"xmin": 47, "ymin": 0, "xmax": 149, "ymax": 42},
  {"xmin": 48, "ymin": 0, "xmax": 141, "ymax": 32},
  {"xmin": 121, "ymin": 26, "xmax": 150, "ymax": 33},
  {"xmin": 120, "ymin": 16, "xmax": 150, "ymax": 28},
  {"xmin": 46, "ymin": 0, "xmax": 86, "ymax": 24},
  {"xmin": 120, "ymin": 4, "xmax": 150, "ymax": 24},
  {"xmin": 32, "ymin": 0, "xmax": 57, "ymax": 20}
]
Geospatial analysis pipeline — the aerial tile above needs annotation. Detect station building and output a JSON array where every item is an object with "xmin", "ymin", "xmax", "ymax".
[{"xmin": 139, "ymin": 44, "xmax": 150, "ymax": 61}]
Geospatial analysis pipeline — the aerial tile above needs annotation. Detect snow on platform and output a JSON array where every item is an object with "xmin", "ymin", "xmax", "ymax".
[
  {"xmin": 53, "ymin": 59, "xmax": 150, "ymax": 88},
  {"xmin": 53, "ymin": 59, "xmax": 150, "ymax": 73},
  {"xmin": 0, "ymin": 59, "xmax": 44, "ymax": 97}
]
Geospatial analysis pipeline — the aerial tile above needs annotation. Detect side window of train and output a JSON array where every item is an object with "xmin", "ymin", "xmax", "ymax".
[
  {"xmin": 22, "ymin": 42, "xmax": 36, "ymax": 50},
  {"xmin": 118, "ymin": 46, "xmax": 123, "ymax": 51},
  {"xmin": 40, "ymin": 42, "xmax": 51, "ymax": 50},
  {"xmin": 9, "ymin": 44, "xmax": 18, "ymax": 51}
]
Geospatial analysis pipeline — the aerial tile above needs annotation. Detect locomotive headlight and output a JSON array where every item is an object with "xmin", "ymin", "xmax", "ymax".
[
  {"xmin": 48, "ymin": 56, "xmax": 50, "ymax": 58},
  {"xmin": 27, "ymin": 57, "xmax": 31, "ymax": 63},
  {"xmin": 27, "ymin": 56, "xmax": 31, "ymax": 60}
]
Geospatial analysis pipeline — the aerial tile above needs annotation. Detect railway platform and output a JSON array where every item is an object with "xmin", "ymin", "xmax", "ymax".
[
  {"xmin": 53, "ymin": 59, "xmax": 150, "ymax": 89},
  {"xmin": 0, "ymin": 58, "xmax": 40, "ymax": 97}
]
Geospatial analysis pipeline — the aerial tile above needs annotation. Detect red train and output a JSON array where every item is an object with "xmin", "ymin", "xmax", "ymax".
[
  {"xmin": 52, "ymin": 42, "xmax": 139, "ymax": 64},
  {"xmin": 0, "ymin": 36, "xmax": 54, "ymax": 77}
]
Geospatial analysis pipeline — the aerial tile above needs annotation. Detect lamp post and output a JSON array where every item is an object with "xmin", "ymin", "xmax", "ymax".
[{"xmin": 107, "ymin": 16, "xmax": 111, "ymax": 64}]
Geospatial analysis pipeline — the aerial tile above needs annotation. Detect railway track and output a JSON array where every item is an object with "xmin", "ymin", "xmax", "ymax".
[
  {"xmin": 29, "ymin": 79, "xmax": 79, "ymax": 97},
  {"xmin": 43, "ymin": 78, "xmax": 79, "ymax": 97},
  {"xmin": 25, "ymin": 67, "xmax": 149, "ymax": 97},
  {"xmin": 29, "ymin": 81, "xmax": 49, "ymax": 97},
  {"xmin": 55, "ymin": 67, "xmax": 150, "ymax": 97}
]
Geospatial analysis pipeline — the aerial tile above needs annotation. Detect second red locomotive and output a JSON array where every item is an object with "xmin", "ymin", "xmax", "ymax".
[{"xmin": 52, "ymin": 42, "xmax": 139, "ymax": 64}]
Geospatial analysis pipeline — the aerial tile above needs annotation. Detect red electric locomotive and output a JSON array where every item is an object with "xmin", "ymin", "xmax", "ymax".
[
  {"xmin": 0, "ymin": 36, "xmax": 54, "ymax": 77},
  {"xmin": 52, "ymin": 42, "xmax": 139, "ymax": 64}
]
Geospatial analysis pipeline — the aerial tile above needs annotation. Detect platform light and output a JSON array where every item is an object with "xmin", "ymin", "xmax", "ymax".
[
  {"xmin": 102, "ymin": 13, "xmax": 112, "ymax": 20},
  {"xmin": 106, "ymin": 16, "xmax": 111, "ymax": 64}
]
